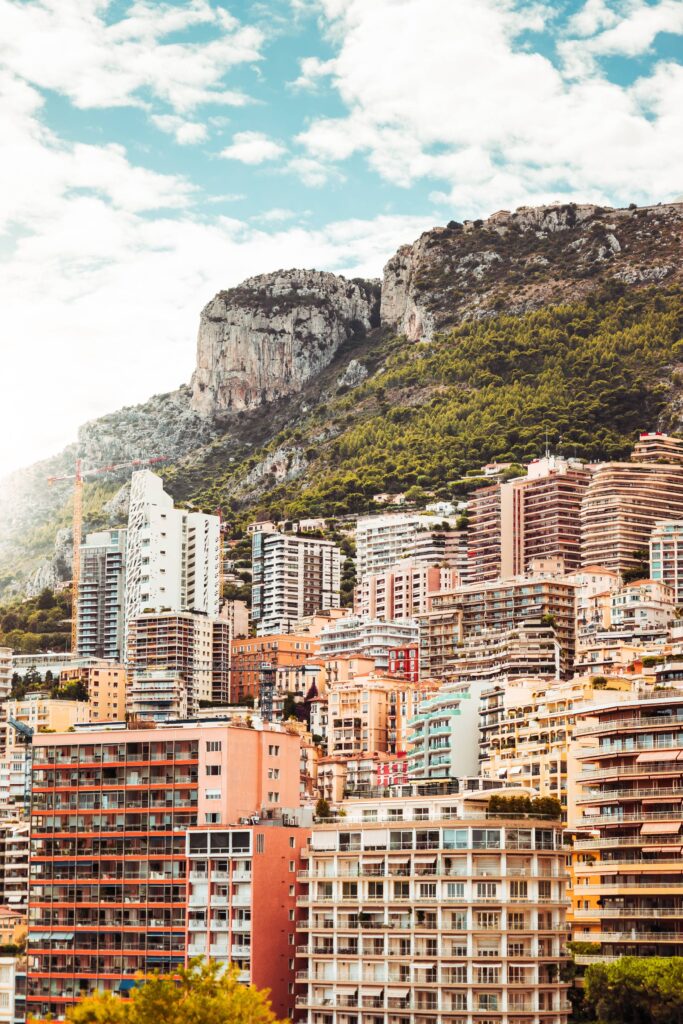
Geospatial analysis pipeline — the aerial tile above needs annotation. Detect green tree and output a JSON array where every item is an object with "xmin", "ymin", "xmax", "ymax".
[
  {"xmin": 584, "ymin": 956, "xmax": 683, "ymax": 1024},
  {"xmin": 62, "ymin": 959, "xmax": 286, "ymax": 1024}
]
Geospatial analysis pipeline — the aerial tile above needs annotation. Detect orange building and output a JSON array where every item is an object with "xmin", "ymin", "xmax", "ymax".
[
  {"xmin": 59, "ymin": 661, "xmax": 127, "ymax": 722},
  {"xmin": 230, "ymin": 633, "xmax": 319, "ymax": 703},
  {"xmin": 27, "ymin": 719, "xmax": 301, "ymax": 1019}
]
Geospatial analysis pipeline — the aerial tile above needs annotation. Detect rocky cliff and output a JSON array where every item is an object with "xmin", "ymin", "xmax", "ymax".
[
  {"xmin": 381, "ymin": 201, "xmax": 683, "ymax": 340},
  {"xmin": 2, "ymin": 200, "xmax": 683, "ymax": 598},
  {"xmin": 191, "ymin": 269, "xmax": 380, "ymax": 418}
]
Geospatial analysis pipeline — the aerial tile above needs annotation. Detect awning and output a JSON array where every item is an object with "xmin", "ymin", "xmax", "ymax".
[
  {"xmin": 642, "ymin": 845, "xmax": 683, "ymax": 854},
  {"xmin": 118, "ymin": 979, "xmax": 141, "ymax": 993},
  {"xmin": 361, "ymin": 856, "xmax": 385, "ymax": 863},
  {"xmin": 7, "ymin": 895, "xmax": 22, "ymax": 903},
  {"xmin": 411, "ymin": 963, "xmax": 435, "ymax": 970},
  {"xmin": 641, "ymin": 821, "xmax": 681, "ymax": 835},
  {"xmin": 636, "ymin": 750, "xmax": 680, "ymax": 763},
  {"xmin": 414, "ymin": 856, "xmax": 437, "ymax": 864},
  {"xmin": 335, "ymin": 986, "xmax": 358, "ymax": 995},
  {"xmin": 388, "ymin": 988, "xmax": 410, "ymax": 998}
]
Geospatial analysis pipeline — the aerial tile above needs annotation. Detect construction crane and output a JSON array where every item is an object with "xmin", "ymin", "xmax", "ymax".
[{"xmin": 47, "ymin": 456, "xmax": 167, "ymax": 652}]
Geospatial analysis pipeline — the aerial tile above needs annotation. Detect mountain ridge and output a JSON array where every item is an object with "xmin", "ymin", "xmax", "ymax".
[{"xmin": 1, "ymin": 199, "xmax": 682, "ymax": 598}]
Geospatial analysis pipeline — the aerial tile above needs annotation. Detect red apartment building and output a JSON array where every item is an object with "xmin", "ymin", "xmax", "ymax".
[{"xmin": 27, "ymin": 720, "xmax": 302, "ymax": 1020}]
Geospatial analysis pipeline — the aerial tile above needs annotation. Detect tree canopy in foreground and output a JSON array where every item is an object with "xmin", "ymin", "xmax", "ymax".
[
  {"xmin": 55, "ymin": 961, "xmax": 287, "ymax": 1024},
  {"xmin": 584, "ymin": 956, "xmax": 683, "ymax": 1024}
]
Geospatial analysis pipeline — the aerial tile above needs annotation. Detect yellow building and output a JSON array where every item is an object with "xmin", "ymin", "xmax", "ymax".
[
  {"xmin": 59, "ymin": 661, "xmax": 127, "ymax": 722},
  {"xmin": 3, "ymin": 694, "xmax": 90, "ymax": 752},
  {"xmin": 479, "ymin": 675, "xmax": 636, "ymax": 817}
]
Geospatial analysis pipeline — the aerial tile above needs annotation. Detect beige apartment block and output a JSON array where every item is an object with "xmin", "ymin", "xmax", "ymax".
[
  {"xmin": 581, "ymin": 437, "xmax": 683, "ymax": 574},
  {"xmin": 570, "ymin": 688, "xmax": 683, "ymax": 962},
  {"xmin": 298, "ymin": 785, "xmax": 570, "ymax": 1024}
]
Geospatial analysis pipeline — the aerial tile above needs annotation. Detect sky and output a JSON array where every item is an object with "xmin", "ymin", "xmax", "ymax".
[{"xmin": 1, "ymin": 0, "xmax": 682, "ymax": 479}]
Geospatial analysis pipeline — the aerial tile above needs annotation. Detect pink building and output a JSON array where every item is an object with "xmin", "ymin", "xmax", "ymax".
[
  {"xmin": 27, "ymin": 720, "xmax": 301, "ymax": 1019},
  {"xmin": 387, "ymin": 643, "xmax": 420, "ymax": 682},
  {"xmin": 355, "ymin": 559, "xmax": 457, "ymax": 620}
]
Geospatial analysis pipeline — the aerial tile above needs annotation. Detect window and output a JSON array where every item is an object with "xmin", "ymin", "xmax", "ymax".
[
  {"xmin": 538, "ymin": 879, "xmax": 551, "ymax": 899},
  {"xmin": 268, "ymin": 745, "xmax": 280, "ymax": 756},
  {"xmin": 206, "ymin": 765, "xmax": 221, "ymax": 776},
  {"xmin": 452, "ymin": 992, "xmax": 467, "ymax": 1010},
  {"xmin": 419, "ymin": 882, "xmax": 436, "ymax": 898},
  {"xmin": 450, "ymin": 966, "xmax": 467, "ymax": 984},
  {"xmin": 446, "ymin": 882, "xmax": 465, "ymax": 899},
  {"xmin": 256, "ymin": 834, "xmax": 265, "ymax": 854},
  {"xmin": 394, "ymin": 881, "xmax": 409, "ymax": 899},
  {"xmin": 508, "ymin": 966, "xmax": 526, "ymax": 983},
  {"xmin": 472, "ymin": 829, "xmax": 500, "ymax": 849},
  {"xmin": 205, "ymin": 789, "xmax": 220, "ymax": 800},
  {"xmin": 205, "ymin": 812, "xmax": 221, "ymax": 824},
  {"xmin": 268, "ymin": 768, "xmax": 280, "ymax": 780},
  {"xmin": 368, "ymin": 881, "xmax": 384, "ymax": 899},
  {"xmin": 508, "ymin": 912, "xmax": 526, "ymax": 931},
  {"xmin": 343, "ymin": 882, "xmax": 358, "ymax": 898},
  {"xmin": 443, "ymin": 828, "xmax": 468, "ymax": 849},
  {"xmin": 206, "ymin": 740, "xmax": 222, "ymax": 752},
  {"xmin": 476, "ymin": 882, "xmax": 497, "ymax": 898},
  {"xmin": 289, "ymin": 861, "xmax": 295, "ymax": 872},
  {"xmin": 289, "ymin": 836, "xmax": 296, "ymax": 848},
  {"xmin": 267, "ymin": 791, "xmax": 280, "ymax": 803},
  {"xmin": 475, "ymin": 911, "xmax": 500, "ymax": 929}
]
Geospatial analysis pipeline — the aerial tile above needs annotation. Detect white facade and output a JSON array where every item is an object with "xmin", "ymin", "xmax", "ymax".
[
  {"xmin": 251, "ymin": 531, "xmax": 341, "ymax": 636},
  {"xmin": 318, "ymin": 615, "xmax": 419, "ymax": 670},
  {"xmin": 0, "ymin": 957, "xmax": 23, "ymax": 1024},
  {"xmin": 355, "ymin": 513, "xmax": 456, "ymax": 579},
  {"xmin": 650, "ymin": 519, "xmax": 683, "ymax": 603},
  {"xmin": 0, "ymin": 650, "xmax": 11, "ymax": 702},
  {"xmin": 125, "ymin": 471, "xmax": 220, "ymax": 650}
]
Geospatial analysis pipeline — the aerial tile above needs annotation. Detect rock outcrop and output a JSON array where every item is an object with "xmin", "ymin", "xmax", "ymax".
[
  {"xmin": 380, "ymin": 201, "xmax": 683, "ymax": 340},
  {"xmin": 191, "ymin": 270, "xmax": 380, "ymax": 418}
]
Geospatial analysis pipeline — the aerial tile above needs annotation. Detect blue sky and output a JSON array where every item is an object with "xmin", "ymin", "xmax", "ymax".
[{"xmin": 0, "ymin": 0, "xmax": 681, "ymax": 477}]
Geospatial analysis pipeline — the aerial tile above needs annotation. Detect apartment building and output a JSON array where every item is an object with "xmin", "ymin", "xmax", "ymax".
[
  {"xmin": 468, "ymin": 457, "xmax": 590, "ymax": 582},
  {"xmin": 445, "ymin": 620, "xmax": 561, "ymax": 687},
  {"xmin": 77, "ymin": 530, "xmax": 127, "ymax": 662},
  {"xmin": 478, "ymin": 676, "xmax": 635, "ymax": 817},
  {"xmin": 126, "ymin": 670, "xmax": 188, "ymax": 722},
  {"xmin": 570, "ymin": 689, "xmax": 683, "ymax": 960},
  {"xmin": 407, "ymin": 681, "xmax": 485, "ymax": 780},
  {"xmin": 387, "ymin": 644, "xmax": 420, "ymax": 683},
  {"xmin": 230, "ymin": 634, "xmax": 319, "ymax": 705},
  {"xmin": 0, "ymin": 955, "xmax": 25, "ymax": 1024},
  {"xmin": 0, "ymin": 820, "xmax": 30, "ymax": 912},
  {"xmin": 3, "ymin": 695, "xmax": 90, "ymax": 754},
  {"xmin": 581, "ymin": 437, "xmax": 683, "ymax": 574},
  {"xmin": 186, "ymin": 820, "xmax": 309, "ymax": 1022},
  {"xmin": 298, "ymin": 785, "xmax": 570, "ymax": 1024},
  {"xmin": 327, "ymin": 675, "xmax": 416, "ymax": 757},
  {"xmin": 251, "ymin": 531, "xmax": 341, "ymax": 636},
  {"xmin": 610, "ymin": 579, "xmax": 676, "ymax": 630},
  {"xmin": 650, "ymin": 520, "xmax": 683, "ymax": 603},
  {"xmin": 318, "ymin": 617, "xmax": 419, "ymax": 672},
  {"xmin": 58, "ymin": 661, "xmax": 127, "ymax": 722},
  {"xmin": 355, "ymin": 513, "xmax": 457, "ymax": 578},
  {"xmin": 26, "ymin": 719, "xmax": 301, "ymax": 1019},
  {"xmin": 126, "ymin": 611, "xmax": 216, "ymax": 715},
  {"xmin": 423, "ymin": 568, "xmax": 576, "ymax": 680},
  {"xmin": 416, "ymin": 597, "xmax": 463, "ymax": 679},
  {"xmin": 0, "ymin": 649, "xmax": 11, "ymax": 702},
  {"xmin": 125, "ymin": 470, "xmax": 220, "ymax": 644},
  {"xmin": 355, "ymin": 560, "xmax": 456, "ymax": 621}
]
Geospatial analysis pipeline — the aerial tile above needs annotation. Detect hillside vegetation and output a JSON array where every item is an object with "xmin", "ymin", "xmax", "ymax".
[{"xmin": 183, "ymin": 284, "xmax": 683, "ymax": 527}]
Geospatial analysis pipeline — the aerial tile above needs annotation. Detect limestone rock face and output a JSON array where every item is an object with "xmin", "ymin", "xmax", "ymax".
[
  {"xmin": 380, "ymin": 201, "xmax": 683, "ymax": 340},
  {"xmin": 191, "ymin": 269, "xmax": 380, "ymax": 417}
]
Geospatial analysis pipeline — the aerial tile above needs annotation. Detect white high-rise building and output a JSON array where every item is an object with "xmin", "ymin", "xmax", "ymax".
[
  {"xmin": 355, "ymin": 512, "xmax": 457, "ymax": 579},
  {"xmin": 0, "ymin": 648, "xmax": 11, "ymax": 702},
  {"xmin": 251, "ymin": 531, "xmax": 341, "ymax": 636},
  {"xmin": 125, "ymin": 471, "xmax": 220, "ymax": 646}
]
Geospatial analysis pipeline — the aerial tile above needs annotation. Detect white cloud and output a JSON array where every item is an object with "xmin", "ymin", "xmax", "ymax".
[
  {"xmin": 290, "ymin": 55, "xmax": 335, "ymax": 90},
  {"xmin": 255, "ymin": 207, "xmax": 298, "ymax": 222},
  {"xmin": 287, "ymin": 155, "xmax": 343, "ymax": 186},
  {"xmin": 151, "ymin": 114, "xmax": 208, "ymax": 145},
  {"xmin": 0, "ymin": 65, "xmax": 427, "ymax": 479},
  {"xmin": 0, "ymin": 0, "xmax": 264, "ymax": 113},
  {"xmin": 297, "ymin": 0, "xmax": 683, "ymax": 216},
  {"xmin": 220, "ymin": 130, "xmax": 286, "ymax": 163}
]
